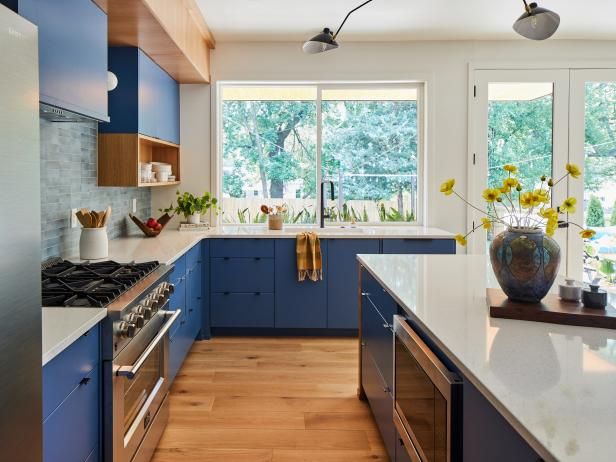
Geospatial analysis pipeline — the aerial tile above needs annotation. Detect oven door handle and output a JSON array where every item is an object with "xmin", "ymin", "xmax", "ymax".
[{"xmin": 116, "ymin": 309, "xmax": 182, "ymax": 379}]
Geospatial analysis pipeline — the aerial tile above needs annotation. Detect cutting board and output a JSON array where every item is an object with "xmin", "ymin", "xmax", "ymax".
[{"xmin": 488, "ymin": 288, "xmax": 616, "ymax": 329}]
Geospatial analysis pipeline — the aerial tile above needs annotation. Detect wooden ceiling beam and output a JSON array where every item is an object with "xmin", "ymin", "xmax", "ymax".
[{"xmin": 94, "ymin": 0, "xmax": 214, "ymax": 83}]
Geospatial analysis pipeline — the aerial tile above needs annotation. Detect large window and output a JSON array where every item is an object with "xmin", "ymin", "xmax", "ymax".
[{"xmin": 219, "ymin": 84, "xmax": 422, "ymax": 224}]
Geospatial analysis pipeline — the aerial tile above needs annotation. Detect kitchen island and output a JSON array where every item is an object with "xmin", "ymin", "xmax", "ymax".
[{"xmin": 358, "ymin": 253, "xmax": 616, "ymax": 462}]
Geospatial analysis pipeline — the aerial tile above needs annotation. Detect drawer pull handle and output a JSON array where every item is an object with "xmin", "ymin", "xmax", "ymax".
[
  {"xmin": 197, "ymin": 296, "xmax": 202, "ymax": 300},
  {"xmin": 383, "ymin": 323, "xmax": 390, "ymax": 329},
  {"xmin": 189, "ymin": 308, "xmax": 193, "ymax": 313},
  {"xmin": 383, "ymin": 386, "xmax": 390, "ymax": 393},
  {"xmin": 254, "ymin": 257, "xmax": 261, "ymax": 261},
  {"xmin": 79, "ymin": 377, "xmax": 91, "ymax": 386},
  {"xmin": 361, "ymin": 292, "xmax": 370, "ymax": 297},
  {"xmin": 224, "ymin": 257, "xmax": 230, "ymax": 261},
  {"xmin": 254, "ymin": 292, "xmax": 261, "ymax": 296},
  {"xmin": 224, "ymin": 292, "xmax": 230, "ymax": 295}
]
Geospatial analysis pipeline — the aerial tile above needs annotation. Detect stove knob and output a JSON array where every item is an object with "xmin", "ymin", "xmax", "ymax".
[
  {"xmin": 166, "ymin": 282, "xmax": 175, "ymax": 295},
  {"xmin": 133, "ymin": 305, "xmax": 145, "ymax": 316},
  {"xmin": 143, "ymin": 306, "xmax": 153, "ymax": 320},
  {"xmin": 143, "ymin": 298, "xmax": 160, "ymax": 310},
  {"xmin": 133, "ymin": 315, "xmax": 145, "ymax": 328},
  {"xmin": 115, "ymin": 321, "xmax": 136, "ymax": 338}
]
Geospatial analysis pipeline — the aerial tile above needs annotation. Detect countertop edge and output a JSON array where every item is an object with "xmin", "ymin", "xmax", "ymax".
[
  {"xmin": 356, "ymin": 255, "xmax": 558, "ymax": 462},
  {"xmin": 42, "ymin": 308, "xmax": 107, "ymax": 366}
]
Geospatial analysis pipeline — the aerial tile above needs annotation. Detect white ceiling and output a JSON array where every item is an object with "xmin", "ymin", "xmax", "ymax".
[{"xmin": 196, "ymin": 0, "xmax": 616, "ymax": 42}]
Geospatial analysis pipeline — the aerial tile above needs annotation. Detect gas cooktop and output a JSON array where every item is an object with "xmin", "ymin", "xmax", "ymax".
[{"xmin": 42, "ymin": 260, "xmax": 160, "ymax": 308}]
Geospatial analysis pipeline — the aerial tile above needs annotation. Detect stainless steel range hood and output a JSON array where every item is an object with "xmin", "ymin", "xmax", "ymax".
[{"xmin": 40, "ymin": 103, "xmax": 98, "ymax": 123}]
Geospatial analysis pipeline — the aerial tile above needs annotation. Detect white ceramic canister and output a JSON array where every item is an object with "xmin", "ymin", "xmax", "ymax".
[{"xmin": 80, "ymin": 227, "xmax": 109, "ymax": 260}]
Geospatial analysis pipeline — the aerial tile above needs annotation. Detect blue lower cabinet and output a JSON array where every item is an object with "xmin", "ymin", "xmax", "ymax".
[
  {"xmin": 362, "ymin": 347, "xmax": 395, "ymax": 459},
  {"xmin": 362, "ymin": 295, "xmax": 393, "ymax": 392},
  {"xmin": 43, "ymin": 365, "xmax": 100, "ymax": 462},
  {"xmin": 211, "ymin": 293, "xmax": 275, "ymax": 328},
  {"xmin": 201, "ymin": 240, "xmax": 211, "ymax": 338},
  {"xmin": 187, "ymin": 261, "xmax": 203, "ymax": 339},
  {"xmin": 211, "ymin": 257, "xmax": 275, "ymax": 293},
  {"xmin": 327, "ymin": 239, "xmax": 380, "ymax": 329},
  {"xmin": 382, "ymin": 238, "xmax": 456, "ymax": 254},
  {"xmin": 211, "ymin": 238, "xmax": 275, "ymax": 258},
  {"xmin": 274, "ymin": 239, "xmax": 328, "ymax": 328}
]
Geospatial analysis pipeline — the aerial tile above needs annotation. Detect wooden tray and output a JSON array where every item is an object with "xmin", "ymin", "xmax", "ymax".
[{"xmin": 488, "ymin": 288, "xmax": 616, "ymax": 329}]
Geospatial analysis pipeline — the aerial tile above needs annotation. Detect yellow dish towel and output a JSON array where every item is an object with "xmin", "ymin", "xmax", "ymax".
[{"xmin": 296, "ymin": 232, "xmax": 322, "ymax": 282}]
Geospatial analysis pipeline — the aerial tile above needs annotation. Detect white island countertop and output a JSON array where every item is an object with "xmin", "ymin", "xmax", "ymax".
[
  {"xmin": 357, "ymin": 253, "xmax": 616, "ymax": 462},
  {"xmin": 67, "ymin": 225, "xmax": 453, "ymax": 265},
  {"xmin": 42, "ymin": 307, "xmax": 107, "ymax": 366}
]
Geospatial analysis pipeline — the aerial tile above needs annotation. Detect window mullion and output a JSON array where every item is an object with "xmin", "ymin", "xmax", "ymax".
[{"xmin": 316, "ymin": 85, "xmax": 323, "ymax": 222}]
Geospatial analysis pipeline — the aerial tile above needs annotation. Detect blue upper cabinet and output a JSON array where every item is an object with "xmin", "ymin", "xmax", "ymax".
[
  {"xmin": 9, "ymin": 0, "xmax": 109, "ymax": 121},
  {"xmin": 101, "ymin": 47, "xmax": 180, "ymax": 144}
]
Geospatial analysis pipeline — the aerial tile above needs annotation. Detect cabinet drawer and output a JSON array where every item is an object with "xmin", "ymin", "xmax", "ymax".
[
  {"xmin": 211, "ymin": 238, "xmax": 275, "ymax": 258},
  {"xmin": 362, "ymin": 295, "xmax": 393, "ymax": 392},
  {"xmin": 43, "ymin": 365, "xmax": 100, "ymax": 462},
  {"xmin": 362, "ymin": 272, "xmax": 397, "ymax": 322},
  {"xmin": 211, "ymin": 293, "xmax": 275, "ymax": 328},
  {"xmin": 362, "ymin": 348, "xmax": 395, "ymax": 459},
  {"xmin": 211, "ymin": 258, "xmax": 275, "ymax": 293},
  {"xmin": 168, "ymin": 278, "xmax": 186, "ymax": 339},
  {"xmin": 382, "ymin": 238, "xmax": 456, "ymax": 254},
  {"xmin": 186, "ymin": 242, "xmax": 202, "ymax": 269},
  {"xmin": 43, "ymin": 324, "xmax": 99, "ymax": 420},
  {"xmin": 169, "ymin": 255, "xmax": 186, "ymax": 284}
]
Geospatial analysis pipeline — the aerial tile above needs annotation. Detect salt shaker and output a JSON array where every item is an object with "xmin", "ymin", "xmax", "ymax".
[{"xmin": 559, "ymin": 278, "xmax": 582, "ymax": 302}]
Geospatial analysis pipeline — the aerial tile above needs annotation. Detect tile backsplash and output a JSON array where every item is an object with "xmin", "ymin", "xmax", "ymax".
[{"xmin": 40, "ymin": 119, "xmax": 150, "ymax": 260}]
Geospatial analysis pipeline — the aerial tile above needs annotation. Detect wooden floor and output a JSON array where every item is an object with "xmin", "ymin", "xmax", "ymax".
[{"xmin": 152, "ymin": 337, "xmax": 388, "ymax": 462}]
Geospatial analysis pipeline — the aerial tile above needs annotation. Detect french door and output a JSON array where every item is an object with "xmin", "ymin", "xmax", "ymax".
[{"xmin": 471, "ymin": 68, "xmax": 616, "ymax": 290}]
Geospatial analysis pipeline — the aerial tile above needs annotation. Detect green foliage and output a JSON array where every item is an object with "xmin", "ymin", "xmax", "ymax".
[
  {"xmin": 610, "ymin": 200, "xmax": 616, "ymax": 226},
  {"xmin": 587, "ymin": 195, "xmax": 605, "ymax": 227},
  {"xmin": 598, "ymin": 259, "xmax": 616, "ymax": 284},
  {"xmin": 161, "ymin": 190, "xmax": 218, "ymax": 219}
]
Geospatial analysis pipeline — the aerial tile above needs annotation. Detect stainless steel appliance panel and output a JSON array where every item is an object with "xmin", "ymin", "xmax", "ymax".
[{"xmin": 0, "ymin": 5, "xmax": 42, "ymax": 462}]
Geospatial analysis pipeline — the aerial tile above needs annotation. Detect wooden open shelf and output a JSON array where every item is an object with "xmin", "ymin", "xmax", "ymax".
[{"xmin": 98, "ymin": 133, "xmax": 181, "ymax": 187}]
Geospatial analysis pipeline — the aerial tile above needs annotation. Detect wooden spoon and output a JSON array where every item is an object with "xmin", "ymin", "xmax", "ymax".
[{"xmin": 101, "ymin": 206, "xmax": 111, "ymax": 227}]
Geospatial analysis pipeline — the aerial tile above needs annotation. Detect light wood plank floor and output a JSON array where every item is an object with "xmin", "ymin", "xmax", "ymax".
[{"xmin": 152, "ymin": 337, "xmax": 388, "ymax": 462}]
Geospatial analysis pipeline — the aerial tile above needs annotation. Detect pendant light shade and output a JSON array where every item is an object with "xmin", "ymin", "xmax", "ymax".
[
  {"xmin": 302, "ymin": 28, "xmax": 339, "ymax": 54},
  {"xmin": 513, "ymin": 2, "xmax": 560, "ymax": 40}
]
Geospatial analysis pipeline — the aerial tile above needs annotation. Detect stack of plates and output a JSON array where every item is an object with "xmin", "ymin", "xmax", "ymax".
[
  {"xmin": 152, "ymin": 162, "xmax": 172, "ymax": 182},
  {"xmin": 140, "ymin": 163, "xmax": 153, "ymax": 183}
]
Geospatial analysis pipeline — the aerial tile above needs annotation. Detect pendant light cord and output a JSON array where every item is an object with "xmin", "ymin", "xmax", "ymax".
[
  {"xmin": 333, "ymin": 0, "xmax": 375, "ymax": 39},
  {"xmin": 521, "ymin": 0, "xmax": 532, "ymax": 13}
]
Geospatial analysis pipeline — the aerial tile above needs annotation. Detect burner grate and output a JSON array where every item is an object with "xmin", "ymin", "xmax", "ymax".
[{"xmin": 41, "ymin": 260, "xmax": 160, "ymax": 307}]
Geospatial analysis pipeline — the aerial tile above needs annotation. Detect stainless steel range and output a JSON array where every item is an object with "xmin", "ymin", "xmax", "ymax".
[{"xmin": 42, "ymin": 259, "xmax": 180, "ymax": 462}]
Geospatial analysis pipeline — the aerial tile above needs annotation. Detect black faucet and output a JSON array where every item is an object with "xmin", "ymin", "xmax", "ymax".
[{"xmin": 320, "ymin": 180, "xmax": 335, "ymax": 228}]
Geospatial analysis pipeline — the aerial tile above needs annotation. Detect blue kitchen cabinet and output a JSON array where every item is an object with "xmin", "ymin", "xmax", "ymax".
[
  {"xmin": 200, "ymin": 240, "xmax": 211, "ymax": 338},
  {"xmin": 101, "ymin": 47, "xmax": 180, "ymax": 144},
  {"xmin": 6, "ymin": 0, "xmax": 109, "ymax": 121},
  {"xmin": 381, "ymin": 238, "xmax": 456, "ymax": 254},
  {"xmin": 327, "ymin": 239, "xmax": 380, "ymax": 329},
  {"xmin": 42, "ymin": 324, "xmax": 101, "ymax": 462},
  {"xmin": 186, "ymin": 243, "xmax": 203, "ymax": 340},
  {"xmin": 274, "ymin": 239, "xmax": 328, "ymax": 328}
]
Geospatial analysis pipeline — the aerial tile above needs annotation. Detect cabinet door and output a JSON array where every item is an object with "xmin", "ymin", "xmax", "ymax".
[
  {"xmin": 327, "ymin": 239, "xmax": 380, "ymax": 329},
  {"xmin": 137, "ymin": 50, "xmax": 160, "ymax": 140},
  {"xmin": 157, "ymin": 64, "xmax": 180, "ymax": 144},
  {"xmin": 201, "ymin": 240, "xmax": 211, "ymax": 338},
  {"xmin": 361, "ymin": 294, "xmax": 393, "ymax": 392},
  {"xmin": 43, "ymin": 365, "xmax": 100, "ymax": 462},
  {"xmin": 274, "ymin": 239, "xmax": 328, "ymax": 328},
  {"xmin": 19, "ymin": 0, "xmax": 108, "ymax": 120},
  {"xmin": 186, "ymin": 261, "xmax": 203, "ymax": 340},
  {"xmin": 382, "ymin": 239, "xmax": 456, "ymax": 254}
]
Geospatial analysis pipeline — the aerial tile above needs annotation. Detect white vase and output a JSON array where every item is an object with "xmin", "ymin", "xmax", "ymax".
[
  {"xmin": 187, "ymin": 213, "xmax": 201, "ymax": 224},
  {"xmin": 79, "ymin": 227, "xmax": 109, "ymax": 260}
]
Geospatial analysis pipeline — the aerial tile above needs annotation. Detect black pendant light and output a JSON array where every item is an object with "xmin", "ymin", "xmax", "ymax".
[
  {"xmin": 303, "ymin": 0, "xmax": 375, "ymax": 54},
  {"xmin": 513, "ymin": 1, "xmax": 560, "ymax": 40}
]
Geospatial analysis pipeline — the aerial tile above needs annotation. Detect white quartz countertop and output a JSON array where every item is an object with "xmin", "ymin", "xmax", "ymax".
[
  {"xmin": 66, "ymin": 225, "xmax": 453, "ymax": 265},
  {"xmin": 42, "ymin": 307, "xmax": 107, "ymax": 366},
  {"xmin": 357, "ymin": 254, "xmax": 616, "ymax": 462}
]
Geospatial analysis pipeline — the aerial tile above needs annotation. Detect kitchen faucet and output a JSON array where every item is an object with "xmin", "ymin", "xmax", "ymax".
[{"xmin": 320, "ymin": 180, "xmax": 335, "ymax": 228}]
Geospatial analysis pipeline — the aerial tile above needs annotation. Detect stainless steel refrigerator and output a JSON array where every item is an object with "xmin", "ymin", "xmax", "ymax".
[{"xmin": 0, "ymin": 5, "xmax": 42, "ymax": 461}]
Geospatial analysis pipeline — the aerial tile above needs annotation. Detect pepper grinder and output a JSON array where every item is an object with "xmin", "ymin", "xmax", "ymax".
[
  {"xmin": 582, "ymin": 279, "xmax": 608, "ymax": 310},
  {"xmin": 559, "ymin": 278, "xmax": 582, "ymax": 302}
]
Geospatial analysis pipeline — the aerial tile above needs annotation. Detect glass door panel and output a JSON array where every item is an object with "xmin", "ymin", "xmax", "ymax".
[
  {"xmin": 471, "ymin": 70, "xmax": 569, "ymax": 257},
  {"xmin": 569, "ymin": 71, "xmax": 616, "ymax": 290}
]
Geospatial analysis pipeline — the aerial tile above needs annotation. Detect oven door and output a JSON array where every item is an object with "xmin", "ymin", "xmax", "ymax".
[
  {"xmin": 393, "ymin": 315, "xmax": 461, "ymax": 462},
  {"xmin": 111, "ymin": 309, "xmax": 181, "ymax": 462}
]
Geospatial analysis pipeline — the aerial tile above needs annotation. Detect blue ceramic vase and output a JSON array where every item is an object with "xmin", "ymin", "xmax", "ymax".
[{"xmin": 489, "ymin": 228, "xmax": 561, "ymax": 303}]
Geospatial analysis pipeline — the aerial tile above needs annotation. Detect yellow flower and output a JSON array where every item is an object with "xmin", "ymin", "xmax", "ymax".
[
  {"xmin": 481, "ymin": 218, "xmax": 493, "ymax": 230},
  {"xmin": 539, "ymin": 207, "xmax": 558, "ymax": 219},
  {"xmin": 440, "ymin": 179, "xmax": 455, "ymax": 196},
  {"xmin": 503, "ymin": 164, "xmax": 518, "ymax": 174},
  {"xmin": 579, "ymin": 229, "xmax": 596, "ymax": 239},
  {"xmin": 520, "ymin": 192, "xmax": 535, "ymax": 208},
  {"xmin": 482, "ymin": 188, "xmax": 501, "ymax": 203},
  {"xmin": 503, "ymin": 178, "xmax": 519, "ymax": 189},
  {"xmin": 454, "ymin": 234, "xmax": 467, "ymax": 246},
  {"xmin": 561, "ymin": 197, "xmax": 577, "ymax": 213},
  {"xmin": 545, "ymin": 222, "xmax": 557, "ymax": 237},
  {"xmin": 534, "ymin": 189, "xmax": 550, "ymax": 204},
  {"xmin": 499, "ymin": 185, "xmax": 511, "ymax": 194},
  {"xmin": 566, "ymin": 163, "xmax": 582, "ymax": 179}
]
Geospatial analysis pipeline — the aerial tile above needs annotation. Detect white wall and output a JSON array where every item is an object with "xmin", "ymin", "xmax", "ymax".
[{"xmin": 155, "ymin": 40, "xmax": 616, "ymax": 235}]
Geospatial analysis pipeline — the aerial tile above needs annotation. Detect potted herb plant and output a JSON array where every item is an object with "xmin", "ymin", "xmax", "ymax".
[
  {"xmin": 162, "ymin": 191, "xmax": 218, "ymax": 224},
  {"xmin": 441, "ymin": 163, "xmax": 595, "ymax": 303}
]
